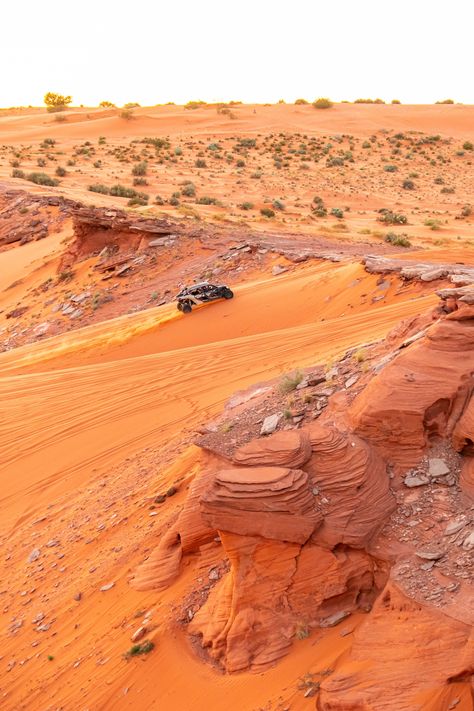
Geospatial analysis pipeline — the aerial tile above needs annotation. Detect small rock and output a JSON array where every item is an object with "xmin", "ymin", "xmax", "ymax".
[
  {"xmin": 415, "ymin": 548, "xmax": 446, "ymax": 561},
  {"xmin": 272, "ymin": 264, "xmax": 287, "ymax": 276},
  {"xmin": 28, "ymin": 549, "xmax": 41, "ymax": 563},
  {"xmin": 100, "ymin": 582, "xmax": 115, "ymax": 592},
  {"xmin": 428, "ymin": 458, "xmax": 450, "ymax": 478},
  {"xmin": 73, "ymin": 592, "xmax": 82, "ymax": 602},
  {"xmin": 260, "ymin": 413, "xmax": 280, "ymax": 435},
  {"xmin": 444, "ymin": 520, "xmax": 466, "ymax": 536},
  {"xmin": 319, "ymin": 611, "xmax": 350, "ymax": 628},
  {"xmin": 208, "ymin": 568, "xmax": 219, "ymax": 581},
  {"xmin": 344, "ymin": 375, "xmax": 359, "ymax": 389},
  {"xmin": 131, "ymin": 626, "xmax": 147, "ymax": 642},
  {"xmin": 404, "ymin": 475, "xmax": 429, "ymax": 488},
  {"xmin": 462, "ymin": 531, "xmax": 474, "ymax": 551}
]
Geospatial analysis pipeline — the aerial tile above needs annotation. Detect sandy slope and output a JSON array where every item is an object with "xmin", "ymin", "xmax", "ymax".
[{"xmin": 0, "ymin": 258, "xmax": 440, "ymax": 710}]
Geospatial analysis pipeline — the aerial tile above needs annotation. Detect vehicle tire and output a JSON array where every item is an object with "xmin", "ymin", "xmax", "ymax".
[
  {"xmin": 177, "ymin": 303, "xmax": 183, "ymax": 312},
  {"xmin": 182, "ymin": 301, "xmax": 192, "ymax": 313},
  {"xmin": 223, "ymin": 288, "xmax": 234, "ymax": 299}
]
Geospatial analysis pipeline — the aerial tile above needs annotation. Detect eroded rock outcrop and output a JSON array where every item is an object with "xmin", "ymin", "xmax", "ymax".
[{"xmin": 232, "ymin": 430, "xmax": 312, "ymax": 468}]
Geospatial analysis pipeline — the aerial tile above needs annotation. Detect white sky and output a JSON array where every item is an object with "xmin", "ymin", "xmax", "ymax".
[{"xmin": 1, "ymin": 0, "xmax": 473, "ymax": 107}]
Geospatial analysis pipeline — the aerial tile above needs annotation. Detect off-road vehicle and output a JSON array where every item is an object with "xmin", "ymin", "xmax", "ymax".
[{"xmin": 176, "ymin": 282, "xmax": 234, "ymax": 313}]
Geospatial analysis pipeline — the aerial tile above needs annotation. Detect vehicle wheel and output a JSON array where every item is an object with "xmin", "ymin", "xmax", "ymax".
[
  {"xmin": 223, "ymin": 288, "xmax": 234, "ymax": 299},
  {"xmin": 182, "ymin": 302, "xmax": 192, "ymax": 313},
  {"xmin": 177, "ymin": 303, "xmax": 183, "ymax": 312}
]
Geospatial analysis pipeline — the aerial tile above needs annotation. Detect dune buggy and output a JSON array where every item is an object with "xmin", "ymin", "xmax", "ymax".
[{"xmin": 176, "ymin": 282, "xmax": 234, "ymax": 313}]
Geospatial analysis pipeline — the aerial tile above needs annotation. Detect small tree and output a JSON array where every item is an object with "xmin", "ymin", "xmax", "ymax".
[
  {"xmin": 44, "ymin": 92, "xmax": 72, "ymax": 113},
  {"xmin": 99, "ymin": 101, "xmax": 115, "ymax": 108}
]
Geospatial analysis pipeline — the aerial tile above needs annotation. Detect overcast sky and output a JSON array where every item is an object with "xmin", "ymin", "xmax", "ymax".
[{"xmin": 1, "ymin": 0, "xmax": 472, "ymax": 107}]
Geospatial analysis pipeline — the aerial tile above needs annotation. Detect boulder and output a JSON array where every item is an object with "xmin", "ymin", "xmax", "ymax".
[
  {"xmin": 201, "ymin": 467, "xmax": 322, "ymax": 544},
  {"xmin": 232, "ymin": 430, "xmax": 312, "ymax": 468}
]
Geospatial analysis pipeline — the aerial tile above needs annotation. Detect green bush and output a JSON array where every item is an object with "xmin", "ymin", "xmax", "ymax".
[
  {"xmin": 44, "ymin": 92, "xmax": 72, "ymax": 111},
  {"xmin": 197, "ymin": 196, "xmax": 217, "ymax": 205},
  {"xmin": 331, "ymin": 207, "xmax": 344, "ymax": 219},
  {"xmin": 195, "ymin": 159, "xmax": 207, "ymax": 168},
  {"xmin": 312, "ymin": 97, "xmax": 333, "ymax": 109},
  {"xmin": 378, "ymin": 209, "xmax": 407, "ymax": 225},
  {"xmin": 55, "ymin": 166, "xmax": 66, "ymax": 177},
  {"xmin": 385, "ymin": 232, "xmax": 411, "ymax": 247},
  {"xmin": 424, "ymin": 218, "xmax": 442, "ymax": 230},
  {"xmin": 391, "ymin": 99, "xmax": 401, "ymax": 104},
  {"xmin": 463, "ymin": 141, "xmax": 473, "ymax": 151},
  {"xmin": 12, "ymin": 168, "xmax": 25, "ymax": 179},
  {"xmin": 402, "ymin": 179, "xmax": 415, "ymax": 190},
  {"xmin": 294, "ymin": 98, "xmax": 309, "ymax": 105},
  {"xmin": 132, "ymin": 161, "xmax": 147, "ymax": 176},
  {"xmin": 273, "ymin": 199, "xmax": 285, "ymax": 211},
  {"xmin": 27, "ymin": 172, "xmax": 59, "ymax": 186},
  {"xmin": 239, "ymin": 201, "xmax": 254, "ymax": 210},
  {"xmin": 383, "ymin": 164, "xmax": 398, "ymax": 172},
  {"xmin": 133, "ymin": 177, "xmax": 148, "ymax": 186},
  {"xmin": 88, "ymin": 184, "xmax": 110, "ymax": 194},
  {"xmin": 180, "ymin": 183, "xmax": 194, "ymax": 198},
  {"xmin": 260, "ymin": 207, "xmax": 275, "ymax": 218}
]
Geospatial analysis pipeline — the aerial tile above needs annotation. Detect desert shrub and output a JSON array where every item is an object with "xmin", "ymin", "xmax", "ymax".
[
  {"xmin": 184, "ymin": 100, "xmax": 206, "ymax": 110},
  {"xmin": 120, "ymin": 109, "xmax": 134, "ymax": 120},
  {"xmin": 461, "ymin": 204, "xmax": 472, "ymax": 217},
  {"xmin": 362, "ymin": 141, "xmax": 371, "ymax": 148},
  {"xmin": 236, "ymin": 159, "xmax": 245, "ymax": 168},
  {"xmin": 440, "ymin": 186, "xmax": 455, "ymax": 193},
  {"xmin": 27, "ymin": 172, "xmax": 59, "ymax": 186},
  {"xmin": 195, "ymin": 158, "xmax": 207, "ymax": 168},
  {"xmin": 169, "ymin": 196, "xmax": 180, "ymax": 206},
  {"xmin": 424, "ymin": 218, "xmax": 442, "ymax": 230},
  {"xmin": 174, "ymin": 147, "xmax": 182, "ymax": 156},
  {"xmin": 278, "ymin": 370, "xmax": 304, "ymax": 394},
  {"xmin": 331, "ymin": 207, "xmax": 344, "ymax": 219},
  {"xmin": 181, "ymin": 182, "xmax": 196, "ymax": 197},
  {"xmin": 44, "ymin": 92, "xmax": 72, "ymax": 112},
  {"xmin": 93, "ymin": 160, "xmax": 102, "ymax": 169},
  {"xmin": 10, "ymin": 159, "xmax": 20, "ymax": 168},
  {"xmin": 383, "ymin": 164, "xmax": 398, "ymax": 172},
  {"xmin": 378, "ymin": 209, "xmax": 407, "ymax": 225},
  {"xmin": 402, "ymin": 179, "xmax": 415, "ymax": 190},
  {"xmin": 123, "ymin": 102, "xmax": 140, "ymax": 109},
  {"xmin": 98, "ymin": 136, "xmax": 106, "ymax": 145},
  {"xmin": 128, "ymin": 196, "xmax": 148, "ymax": 206},
  {"xmin": 239, "ymin": 201, "xmax": 254, "ymax": 210},
  {"xmin": 273, "ymin": 199, "xmax": 285, "ymax": 211},
  {"xmin": 88, "ymin": 184, "xmax": 110, "ymax": 194},
  {"xmin": 312, "ymin": 97, "xmax": 333, "ymax": 109},
  {"xmin": 238, "ymin": 138, "xmax": 257, "ymax": 148},
  {"xmin": 197, "ymin": 196, "xmax": 217, "ymax": 205},
  {"xmin": 132, "ymin": 161, "xmax": 147, "ymax": 176},
  {"xmin": 260, "ymin": 207, "xmax": 275, "ymax": 218},
  {"xmin": 354, "ymin": 98, "xmax": 385, "ymax": 104},
  {"xmin": 391, "ymin": 99, "xmax": 401, "ymax": 104},
  {"xmin": 463, "ymin": 141, "xmax": 473, "ymax": 151},
  {"xmin": 326, "ymin": 156, "xmax": 344, "ymax": 167},
  {"xmin": 311, "ymin": 196, "xmax": 327, "ymax": 217},
  {"xmin": 109, "ymin": 184, "xmax": 148, "ymax": 200},
  {"xmin": 250, "ymin": 170, "xmax": 262, "ymax": 179},
  {"xmin": 66, "ymin": 159, "xmax": 75, "ymax": 166},
  {"xmin": 434, "ymin": 176, "xmax": 444, "ymax": 184},
  {"xmin": 385, "ymin": 232, "xmax": 411, "ymax": 247},
  {"xmin": 55, "ymin": 166, "xmax": 66, "ymax": 177},
  {"xmin": 99, "ymin": 101, "xmax": 115, "ymax": 108},
  {"xmin": 133, "ymin": 177, "xmax": 148, "ymax": 186},
  {"xmin": 294, "ymin": 98, "xmax": 309, "ymax": 105},
  {"xmin": 37, "ymin": 157, "xmax": 47, "ymax": 167},
  {"xmin": 155, "ymin": 195, "xmax": 164, "ymax": 205},
  {"xmin": 125, "ymin": 641, "xmax": 154, "ymax": 658},
  {"xmin": 435, "ymin": 99, "xmax": 454, "ymax": 104},
  {"xmin": 12, "ymin": 168, "xmax": 25, "ymax": 179}
]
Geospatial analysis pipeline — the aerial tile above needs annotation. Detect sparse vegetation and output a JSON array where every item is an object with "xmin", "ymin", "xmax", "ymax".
[
  {"xmin": 424, "ymin": 218, "xmax": 442, "ymax": 231},
  {"xmin": 378, "ymin": 209, "xmax": 407, "ymax": 225},
  {"xmin": 312, "ymin": 98, "xmax": 333, "ymax": 109},
  {"xmin": 384, "ymin": 232, "xmax": 411, "ymax": 247},
  {"xmin": 125, "ymin": 640, "xmax": 154, "ymax": 658},
  {"xmin": 44, "ymin": 92, "xmax": 72, "ymax": 112},
  {"xmin": 278, "ymin": 370, "xmax": 304, "ymax": 394}
]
